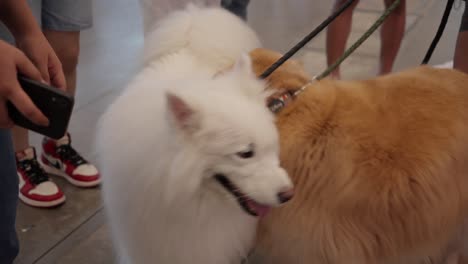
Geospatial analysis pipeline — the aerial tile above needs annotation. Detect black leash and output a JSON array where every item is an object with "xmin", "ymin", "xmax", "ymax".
[
  {"xmin": 421, "ymin": 0, "xmax": 456, "ymax": 64},
  {"xmin": 259, "ymin": 0, "xmax": 357, "ymax": 79}
]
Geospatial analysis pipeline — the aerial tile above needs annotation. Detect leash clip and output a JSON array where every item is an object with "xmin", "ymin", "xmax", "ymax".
[
  {"xmin": 268, "ymin": 92, "xmax": 294, "ymax": 114},
  {"xmin": 267, "ymin": 79, "xmax": 316, "ymax": 114}
]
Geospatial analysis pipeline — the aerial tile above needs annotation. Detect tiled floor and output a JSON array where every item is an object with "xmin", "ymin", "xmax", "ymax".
[{"xmin": 13, "ymin": 0, "xmax": 465, "ymax": 263}]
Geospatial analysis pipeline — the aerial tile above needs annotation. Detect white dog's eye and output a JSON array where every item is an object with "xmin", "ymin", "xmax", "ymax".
[{"xmin": 235, "ymin": 144, "xmax": 255, "ymax": 159}]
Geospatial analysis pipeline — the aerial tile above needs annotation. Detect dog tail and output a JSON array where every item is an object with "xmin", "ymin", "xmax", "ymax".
[
  {"xmin": 141, "ymin": 3, "xmax": 262, "ymax": 69},
  {"xmin": 139, "ymin": 1, "xmax": 220, "ymax": 36}
]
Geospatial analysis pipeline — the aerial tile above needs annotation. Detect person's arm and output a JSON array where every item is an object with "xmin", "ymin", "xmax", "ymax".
[
  {"xmin": 0, "ymin": 0, "xmax": 42, "ymax": 39},
  {"xmin": 0, "ymin": 0, "xmax": 66, "ymax": 90}
]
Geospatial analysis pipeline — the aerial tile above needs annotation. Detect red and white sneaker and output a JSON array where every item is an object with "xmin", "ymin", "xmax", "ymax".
[
  {"xmin": 40, "ymin": 133, "xmax": 101, "ymax": 188},
  {"xmin": 16, "ymin": 147, "xmax": 66, "ymax": 208}
]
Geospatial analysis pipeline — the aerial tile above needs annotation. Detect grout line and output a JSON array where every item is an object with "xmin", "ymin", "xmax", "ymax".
[{"xmin": 33, "ymin": 206, "xmax": 105, "ymax": 264}]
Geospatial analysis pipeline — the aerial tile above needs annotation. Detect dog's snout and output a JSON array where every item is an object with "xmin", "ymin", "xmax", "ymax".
[{"xmin": 277, "ymin": 188, "xmax": 294, "ymax": 204}]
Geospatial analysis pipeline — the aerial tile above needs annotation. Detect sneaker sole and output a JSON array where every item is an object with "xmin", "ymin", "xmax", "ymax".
[
  {"xmin": 40, "ymin": 161, "xmax": 101, "ymax": 188},
  {"xmin": 19, "ymin": 193, "xmax": 66, "ymax": 208}
]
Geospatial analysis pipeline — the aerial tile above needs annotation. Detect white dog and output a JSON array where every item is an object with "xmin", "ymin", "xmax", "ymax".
[{"xmin": 96, "ymin": 4, "xmax": 294, "ymax": 264}]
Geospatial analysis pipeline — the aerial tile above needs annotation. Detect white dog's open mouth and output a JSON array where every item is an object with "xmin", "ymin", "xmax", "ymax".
[{"xmin": 214, "ymin": 174, "xmax": 271, "ymax": 217}]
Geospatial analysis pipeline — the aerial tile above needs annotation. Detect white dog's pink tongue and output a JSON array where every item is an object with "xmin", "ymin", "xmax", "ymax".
[{"xmin": 246, "ymin": 200, "xmax": 271, "ymax": 217}]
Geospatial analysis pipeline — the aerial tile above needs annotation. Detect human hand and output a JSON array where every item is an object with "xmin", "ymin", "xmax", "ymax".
[
  {"xmin": 0, "ymin": 40, "xmax": 49, "ymax": 128},
  {"xmin": 15, "ymin": 31, "xmax": 66, "ymax": 91}
]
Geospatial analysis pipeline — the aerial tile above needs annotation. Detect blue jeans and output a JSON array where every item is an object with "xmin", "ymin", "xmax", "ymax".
[
  {"xmin": 0, "ymin": 130, "xmax": 19, "ymax": 264},
  {"xmin": 221, "ymin": 0, "xmax": 250, "ymax": 20}
]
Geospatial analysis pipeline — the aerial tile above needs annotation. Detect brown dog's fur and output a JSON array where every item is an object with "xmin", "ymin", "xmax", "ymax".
[{"xmin": 248, "ymin": 48, "xmax": 468, "ymax": 264}]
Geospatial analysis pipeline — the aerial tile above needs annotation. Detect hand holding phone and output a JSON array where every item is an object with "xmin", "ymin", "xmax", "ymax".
[
  {"xmin": 0, "ymin": 39, "xmax": 49, "ymax": 128},
  {"xmin": 0, "ymin": 40, "xmax": 73, "ymax": 139},
  {"xmin": 7, "ymin": 76, "xmax": 74, "ymax": 139}
]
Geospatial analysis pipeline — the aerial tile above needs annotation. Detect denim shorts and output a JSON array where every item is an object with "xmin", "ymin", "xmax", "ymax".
[{"xmin": 0, "ymin": 0, "xmax": 93, "ymax": 43}]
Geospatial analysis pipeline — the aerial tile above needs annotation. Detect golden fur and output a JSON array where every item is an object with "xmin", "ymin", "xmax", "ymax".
[{"xmin": 248, "ymin": 48, "xmax": 468, "ymax": 264}]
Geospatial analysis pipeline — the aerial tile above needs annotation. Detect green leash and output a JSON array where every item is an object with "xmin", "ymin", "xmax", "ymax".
[{"xmin": 268, "ymin": 0, "xmax": 403, "ymax": 113}]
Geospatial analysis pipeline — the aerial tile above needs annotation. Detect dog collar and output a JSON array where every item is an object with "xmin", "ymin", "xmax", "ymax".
[{"xmin": 267, "ymin": 80, "xmax": 315, "ymax": 114}]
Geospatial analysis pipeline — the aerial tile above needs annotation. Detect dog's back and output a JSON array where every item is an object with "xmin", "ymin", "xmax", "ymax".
[{"xmin": 249, "ymin": 50, "xmax": 468, "ymax": 263}]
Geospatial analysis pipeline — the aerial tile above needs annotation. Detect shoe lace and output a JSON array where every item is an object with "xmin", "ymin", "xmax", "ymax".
[
  {"xmin": 19, "ymin": 159, "xmax": 49, "ymax": 185},
  {"xmin": 57, "ymin": 144, "xmax": 87, "ymax": 167}
]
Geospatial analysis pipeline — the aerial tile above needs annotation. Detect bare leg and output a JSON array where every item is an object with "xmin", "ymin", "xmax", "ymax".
[
  {"xmin": 444, "ymin": 252, "xmax": 459, "ymax": 264},
  {"xmin": 39, "ymin": 30, "xmax": 100, "ymax": 189},
  {"xmin": 379, "ymin": 0, "xmax": 406, "ymax": 75},
  {"xmin": 326, "ymin": 0, "xmax": 360, "ymax": 79},
  {"xmin": 453, "ymin": 2, "xmax": 468, "ymax": 74},
  {"xmin": 454, "ymin": 32, "xmax": 468, "ymax": 73},
  {"xmin": 11, "ymin": 127, "xmax": 29, "ymax": 152},
  {"xmin": 459, "ymin": 256, "xmax": 468, "ymax": 264},
  {"xmin": 43, "ymin": 30, "xmax": 80, "ymax": 96}
]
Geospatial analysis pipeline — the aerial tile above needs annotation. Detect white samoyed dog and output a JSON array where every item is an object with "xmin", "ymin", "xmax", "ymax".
[{"xmin": 95, "ymin": 3, "xmax": 294, "ymax": 264}]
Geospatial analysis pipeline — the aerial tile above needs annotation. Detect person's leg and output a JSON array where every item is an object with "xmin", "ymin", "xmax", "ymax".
[
  {"xmin": 454, "ymin": 33, "xmax": 468, "ymax": 73},
  {"xmin": 0, "ymin": 130, "xmax": 20, "ymax": 264},
  {"xmin": 221, "ymin": 0, "xmax": 250, "ymax": 20},
  {"xmin": 379, "ymin": 0, "xmax": 406, "ymax": 75},
  {"xmin": 41, "ymin": 0, "xmax": 91, "ymax": 95},
  {"xmin": 39, "ymin": 0, "xmax": 100, "ymax": 188},
  {"xmin": 454, "ymin": 1, "xmax": 468, "ymax": 74},
  {"xmin": 42, "ymin": 31, "xmax": 80, "ymax": 96},
  {"xmin": 325, "ymin": 0, "xmax": 360, "ymax": 79},
  {"xmin": 11, "ymin": 127, "xmax": 30, "ymax": 153}
]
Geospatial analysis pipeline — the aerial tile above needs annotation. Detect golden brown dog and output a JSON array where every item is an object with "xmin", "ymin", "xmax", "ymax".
[{"xmin": 248, "ymin": 48, "xmax": 468, "ymax": 264}]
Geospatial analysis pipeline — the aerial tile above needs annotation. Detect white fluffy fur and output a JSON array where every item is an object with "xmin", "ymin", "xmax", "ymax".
[
  {"xmin": 141, "ymin": 3, "xmax": 261, "ymax": 69},
  {"xmin": 96, "ymin": 4, "xmax": 292, "ymax": 264},
  {"xmin": 138, "ymin": 0, "xmax": 219, "ymax": 37}
]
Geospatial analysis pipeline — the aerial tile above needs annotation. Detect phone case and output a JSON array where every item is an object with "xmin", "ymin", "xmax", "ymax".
[{"xmin": 7, "ymin": 76, "xmax": 75, "ymax": 140}]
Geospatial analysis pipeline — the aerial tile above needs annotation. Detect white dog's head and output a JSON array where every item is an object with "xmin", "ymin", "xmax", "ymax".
[{"xmin": 164, "ymin": 54, "xmax": 294, "ymax": 217}]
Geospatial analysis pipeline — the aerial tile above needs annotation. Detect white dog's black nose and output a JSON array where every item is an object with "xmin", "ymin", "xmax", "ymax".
[{"xmin": 277, "ymin": 188, "xmax": 294, "ymax": 204}]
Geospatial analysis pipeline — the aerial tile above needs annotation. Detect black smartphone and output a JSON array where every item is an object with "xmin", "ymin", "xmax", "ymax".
[{"xmin": 7, "ymin": 76, "xmax": 75, "ymax": 140}]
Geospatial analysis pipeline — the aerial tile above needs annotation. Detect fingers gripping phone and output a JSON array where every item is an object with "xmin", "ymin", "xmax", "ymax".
[{"xmin": 7, "ymin": 76, "xmax": 74, "ymax": 139}]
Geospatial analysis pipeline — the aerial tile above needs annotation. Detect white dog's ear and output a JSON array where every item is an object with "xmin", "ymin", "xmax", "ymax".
[
  {"xmin": 233, "ymin": 53, "xmax": 254, "ymax": 77},
  {"xmin": 166, "ymin": 92, "xmax": 200, "ymax": 134}
]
